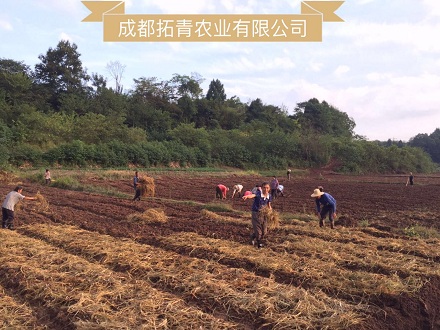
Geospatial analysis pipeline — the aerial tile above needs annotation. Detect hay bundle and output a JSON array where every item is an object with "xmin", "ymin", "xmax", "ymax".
[
  {"xmin": 138, "ymin": 177, "xmax": 155, "ymax": 197},
  {"xmin": 201, "ymin": 209, "xmax": 222, "ymax": 220},
  {"xmin": 35, "ymin": 191, "xmax": 50, "ymax": 212},
  {"xmin": 259, "ymin": 207, "xmax": 280, "ymax": 230},
  {"xmin": 127, "ymin": 208, "xmax": 167, "ymax": 224}
]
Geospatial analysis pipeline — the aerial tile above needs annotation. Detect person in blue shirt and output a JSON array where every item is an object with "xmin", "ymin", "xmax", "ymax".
[
  {"xmin": 133, "ymin": 171, "xmax": 139, "ymax": 191},
  {"xmin": 133, "ymin": 171, "xmax": 141, "ymax": 201},
  {"xmin": 311, "ymin": 188, "xmax": 337, "ymax": 229},
  {"xmin": 242, "ymin": 182, "xmax": 273, "ymax": 248}
]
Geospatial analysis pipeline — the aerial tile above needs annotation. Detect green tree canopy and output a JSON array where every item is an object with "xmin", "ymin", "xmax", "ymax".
[
  {"xmin": 206, "ymin": 79, "xmax": 226, "ymax": 102},
  {"xmin": 294, "ymin": 98, "xmax": 356, "ymax": 138},
  {"xmin": 34, "ymin": 40, "xmax": 89, "ymax": 110}
]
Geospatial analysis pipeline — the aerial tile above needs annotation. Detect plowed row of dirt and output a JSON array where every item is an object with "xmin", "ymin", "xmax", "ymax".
[{"xmin": 1, "ymin": 171, "xmax": 439, "ymax": 329}]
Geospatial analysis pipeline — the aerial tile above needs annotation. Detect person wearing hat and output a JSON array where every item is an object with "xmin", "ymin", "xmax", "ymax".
[
  {"xmin": 2, "ymin": 185, "xmax": 37, "ymax": 230},
  {"xmin": 311, "ymin": 188, "xmax": 337, "ymax": 229}
]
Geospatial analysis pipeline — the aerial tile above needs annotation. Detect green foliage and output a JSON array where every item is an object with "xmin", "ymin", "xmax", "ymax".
[
  {"xmin": 206, "ymin": 79, "xmax": 226, "ymax": 102},
  {"xmin": 295, "ymin": 98, "xmax": 355, "ymax": 138},
  {"xmin": 409, "ymin": 129, "xmax": 440, "ymax": 163},
  {"xmin": 0, "ymin": 120, "xmax": 13, "ymax": 144},
  {"xmin": 401, "ymin": 226, "xmax": 439, "ymax": 239},
  {"xmin": 359, "ymin": 220, "xmax": 370, "ymax": 227},
  {"xmin": 34, "ymin": 40, "xmax": 89, "ymax": 110},
  {"xmin": 72, "ymin": 113, "xmax": 146, "ymax": 144},
  {"xmin": 0, "ymin": 58, "xmax": 33, "ymax": 108},
  {"xmin": 1, "ymin": 43, "xmax": 438, "ymax": 172},
  {"xmin": 0, "ymin": 144, "xmax": 9, "ymax": 166},
  {"xmin": 13, "ymin": 110, "xmax": 73, "ymax": 148},
  {"xmin": 9, "ymin": 144, "xmax": 43, "ymax": 166},
  {"xmin": 203, "ymin": 202, "xmax": 234, "ymax": 213},
  {"xmin": 297, "ymin": 131, "xmax": 333, "ymax": 167},
  {"xmin": 51, "ymin": 175, "xmax": 83, "ymax": 190},
  {"xmin": 170, "ymin": 73, "xmax": 204, "ymax": 100},
  {"xmin": 208, "ymin": 130, "xmax": 251, "ymax": 168},
  {"xmin": 169, "ymin": 123, "xmax": 211, "ymax": 154}
]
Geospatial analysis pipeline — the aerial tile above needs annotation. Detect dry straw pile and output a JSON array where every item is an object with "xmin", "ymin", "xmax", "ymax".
[
  {"xmin": 138, "ymin": 176, "xmax": 155, "ymax": 197},
  {"xmin": 34, "ymin": 191, "xmax": 50, "ymax": 212},
  {"xmin": 127, "ymin": 208, "xmax": 167, "ymax": 224},
  {"xmin": 259, "ymin": 206, "xmax": 280, "ymax": 229}
]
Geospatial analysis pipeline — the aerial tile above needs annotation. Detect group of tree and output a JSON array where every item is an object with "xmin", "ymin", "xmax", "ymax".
[{"xmin": 0, "ymin": 40, "xmax": 438, "ymax": 173}]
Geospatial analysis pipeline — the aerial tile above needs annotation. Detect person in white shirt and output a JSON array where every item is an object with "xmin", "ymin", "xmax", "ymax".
[
  {"xmin": 277, "ymin": 184, "xmax": 285, "ymax": 197},
  {"xmin": 231, "ymin": 184, "xmax": 244, "ymax": 198},
  {"xmin": 44, "ymin": 169, "xmax": 51, "ymax": 184},
  {"xmin": 2, "ymin": 186, "xmax": 36, "ymax": 230}
]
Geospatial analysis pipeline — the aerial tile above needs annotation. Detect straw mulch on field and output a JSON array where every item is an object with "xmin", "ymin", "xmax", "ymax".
[
  {"xmin": 127, "ymin": 208, "xmax": 167, "ymax": 224},
  {"xmin": 0, "ymin": 287, "xmax": 44, "ymax": 329},
  {"xmin": 20, "ymin": 224, "xmax": 366, "ymax": 329},
  {"xmin": 0, "ymin": 229, "xmax": 238, "ymax": 329}
]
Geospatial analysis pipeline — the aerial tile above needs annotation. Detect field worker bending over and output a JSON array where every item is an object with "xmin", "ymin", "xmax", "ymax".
[
  {"xmin": 2, "ymin": 185, "xmax": 37, "ymax": 230},
  {"xmin": 216, "ymin": 184, "xmax": 229, "ymax": 199},
  {"xmin": 311, "ymin": 188, "xmax": 337, "ymax": 229},
  {"xmin": 242, "ymin": 182, "xmax": 272, "ymax": 248},
  {"xmin": 231, "ymin": 184, "xmax": 244, "ymax": 198},
  {"xmin": 277, "ymin": 184, "xmax": 285, "ymax": 197}
]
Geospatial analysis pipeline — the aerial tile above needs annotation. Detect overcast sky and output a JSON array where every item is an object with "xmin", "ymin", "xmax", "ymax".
[{"xmin": 1, "ymin": 0, "xmax": 440, "ymax": 141}]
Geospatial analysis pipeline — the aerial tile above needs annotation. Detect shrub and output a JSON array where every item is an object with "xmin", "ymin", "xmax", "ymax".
[{"xmin": 9, "ymin": 144, "xmax": 43, "ymax": 166}]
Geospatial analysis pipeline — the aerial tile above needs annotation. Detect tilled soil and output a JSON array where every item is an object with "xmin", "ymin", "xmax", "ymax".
[{"xmin": 1, "ymin": 171, "xmax": 440, "ymax": 329}]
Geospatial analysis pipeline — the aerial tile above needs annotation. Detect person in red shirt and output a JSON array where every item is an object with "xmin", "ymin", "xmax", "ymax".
[{"xmin": 215, "ymin": 184, "xmax": 229, "ymax": 199}]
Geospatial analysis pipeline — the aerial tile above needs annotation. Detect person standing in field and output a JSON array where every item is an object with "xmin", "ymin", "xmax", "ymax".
[
  {"xmin": 251, "ymin": 184, "xmax": 261, "ymax": 194},
  {"xmin": 231, "ymin": 184, "xmax": 244, "ymax": 198},
  {"xmin": 215, "ymin": 184, "xmax": 229, "ymax": 199},
  {"xmin": 132, "ymin": 171, "xmax": 141, "ymax": 201},
  {"xmin": 406, "ymin": 172, "xmax": 414, "ymax": 186},
  {"xmin": 2, "ymin": 185, "xmax": 37, "ymax": 230},
  {"xmin": 44, "ymin": 169, "xmax": 51, "ymax": 185},
  {"xmin": 133, "ymin": 171, "xmax": 140, "ymax": 191},
  {"xmin": 270, "ymin": 176, "xmax": 279, "ymax": 199},
  {"xmin": 287, "ymin": 168, "xmax": 292, "ymax": 181},
  {"xmin": 242, "ymin": 182, "xmax": 273, "ymax": 248},
  {"xmin": 311, "ymin": 188, "xmax": 337, "ymax": 229}
]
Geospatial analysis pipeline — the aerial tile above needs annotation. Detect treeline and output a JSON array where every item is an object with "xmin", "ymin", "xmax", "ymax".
[{"xmin": 0, "ymin": 40, "xmax": 437, "ymax": 173}]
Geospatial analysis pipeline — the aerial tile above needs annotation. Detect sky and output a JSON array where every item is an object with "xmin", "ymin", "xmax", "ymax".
[{"xmin": 1, "ymin": 0, "xmax": 440, "ymax": 142}]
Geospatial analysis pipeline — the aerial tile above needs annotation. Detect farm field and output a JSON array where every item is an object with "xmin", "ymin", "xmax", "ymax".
[{"xmin": 1, "ymin": 170, "xmax": 439, "ymax": 329}]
